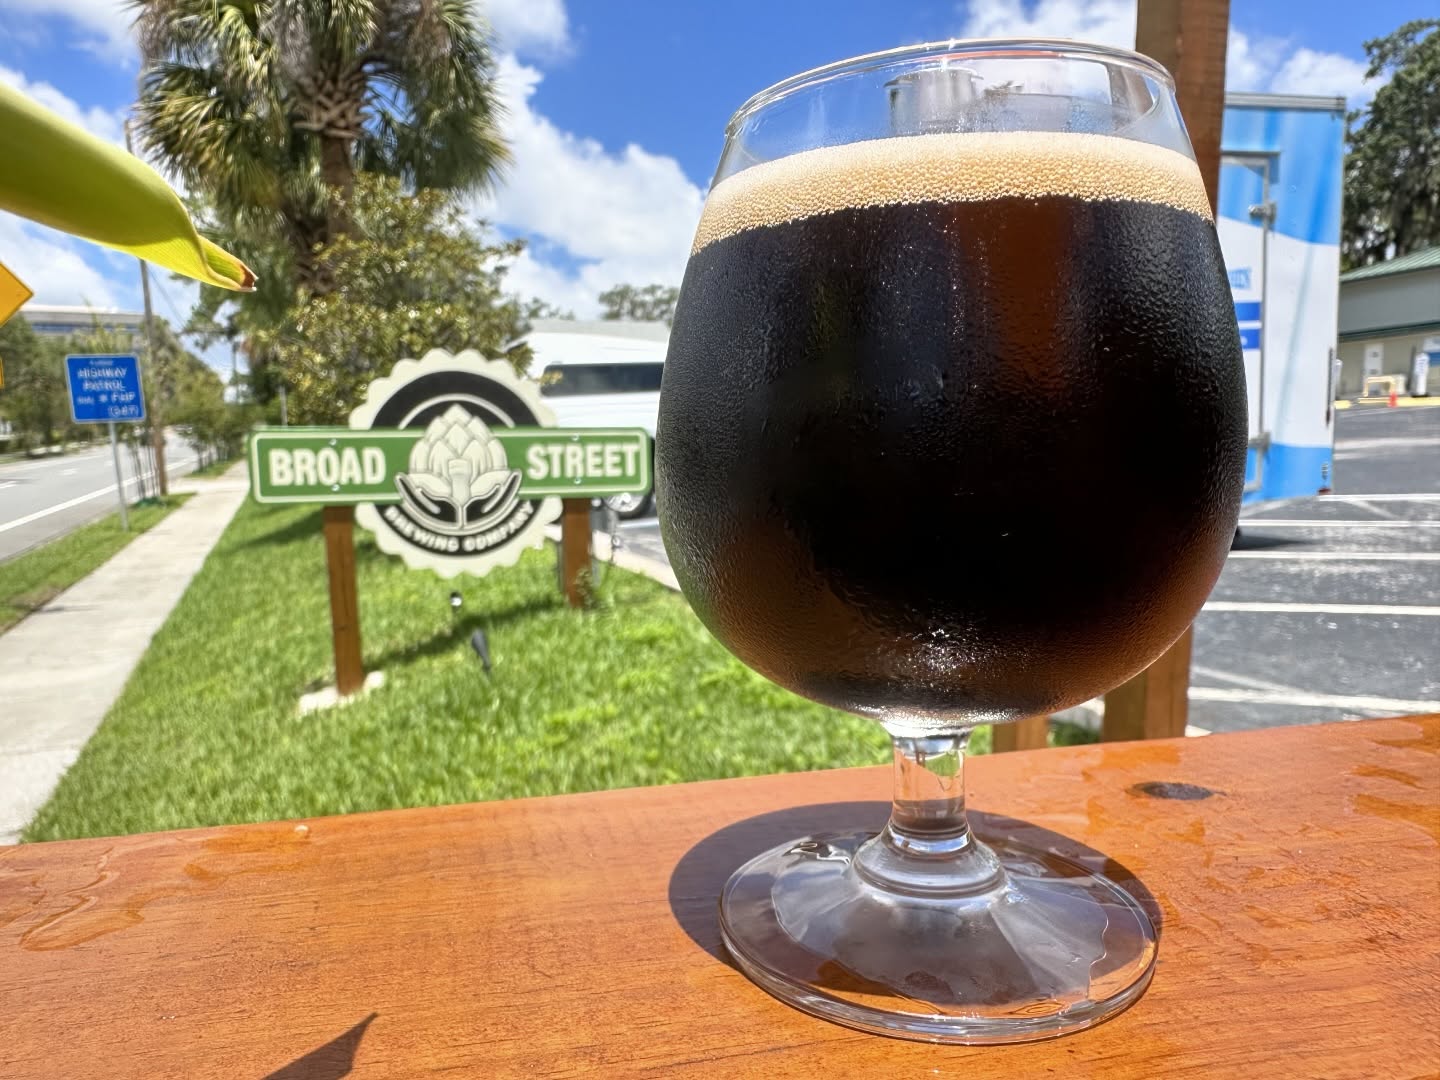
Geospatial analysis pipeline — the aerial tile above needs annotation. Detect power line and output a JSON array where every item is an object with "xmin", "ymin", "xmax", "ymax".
[{"xmin": 149, "ymin": 273, "xmax": 188, "ymax": 329}]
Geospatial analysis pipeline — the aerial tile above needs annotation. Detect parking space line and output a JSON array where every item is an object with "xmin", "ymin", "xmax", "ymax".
[
  {"xmin": 1344, "ymin": 499, "xmax": 1405, "ymax": 520},
  {"xmin": 1238, "ymin": 518, "xmax": 1438, "ymax": 528},
  {"xmin": 1190, "ymin": 664, "xmax": 1308, "ymax": 695},
  {"xmin": 1227, "ymin": 551, "xmax": 1440, "ymax": 561},
  {"xmin": 1318, "ymin": 493, "xmax": 1440, "ymax": 502},
  {"xmin": 1189, "ymin": 687, "xmax": 1440, "ymax": 713},
  {"xmin": 1202, "ymin": 601, "xmax": 1440, "ymax": 616}
]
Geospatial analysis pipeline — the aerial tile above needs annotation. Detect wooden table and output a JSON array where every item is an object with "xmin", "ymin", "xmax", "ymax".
[{"xmin": 2, "ymin": 717, "xmax": 1437, "ymax": 1079}]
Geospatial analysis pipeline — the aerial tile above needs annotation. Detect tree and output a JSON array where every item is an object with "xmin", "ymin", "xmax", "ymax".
[
  {"xmin": 257, "ymin": 176, "xmax": 531, "ymax": 423},
  {"xmin": 170, "ymin": 359, "xmax": 255, "ymax": 466},
  {"xmin": 523, "ymin": 298, "xmax": 576, "ymax": 322},
  {"xmin": 598, "ymin": 283, "xmax": 680, "ymax": 324},
  {"xmin": 134, "ymin": 0, "xmax": 508, "ymax": 295},
  {"xmin": 1343, "ymin": 20, "xmax": 1440, "ymax": 268},
  {"xmin": 0, "ymin": 316, "xmax": 68, "ymax": 448}
]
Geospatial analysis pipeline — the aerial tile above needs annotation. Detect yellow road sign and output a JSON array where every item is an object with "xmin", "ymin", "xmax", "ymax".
[{"xmin": 0, "ymin": 259, "xmax": 32, "ymax": 327}]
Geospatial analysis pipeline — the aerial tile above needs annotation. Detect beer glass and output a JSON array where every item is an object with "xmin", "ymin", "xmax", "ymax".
[{"xmin": 657, "ymin": 40, "xmax": 1246, "ymax": 1043}]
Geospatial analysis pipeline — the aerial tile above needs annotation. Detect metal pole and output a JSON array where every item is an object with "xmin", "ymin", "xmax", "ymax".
[
  {"xmin": 126, "ymin": 120, "xmax": 168, "ymax": 497},
  {"xmin": 279, "ymin": 382, "xmax": 288, "ymax": 426},
  {"xmin": 109, "ymin": 421, "xmax": 129, "ymax": 531}
]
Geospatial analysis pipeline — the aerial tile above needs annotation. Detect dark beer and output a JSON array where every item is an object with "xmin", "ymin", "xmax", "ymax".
[{"xmin": 658, "ymin": 132, "xmax": 1247, "ymax": 728}]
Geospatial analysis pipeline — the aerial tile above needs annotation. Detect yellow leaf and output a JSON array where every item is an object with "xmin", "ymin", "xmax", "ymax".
[{"xmin": 0, "ymin": 81, "xmax": 255, "ymax": 292}]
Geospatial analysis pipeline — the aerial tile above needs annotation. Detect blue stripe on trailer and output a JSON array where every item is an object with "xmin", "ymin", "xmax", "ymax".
[
  {"xmin": 1241, "ymin": 443, "xmax": 1334, "ymax": 505},
  {"xmin": 1239, "ymin": 327, "xmax": 1261, "ymax": 349},
  {"xmin": 1234, "ymin": 301, "xmax": 1262, "ymax": 322}
]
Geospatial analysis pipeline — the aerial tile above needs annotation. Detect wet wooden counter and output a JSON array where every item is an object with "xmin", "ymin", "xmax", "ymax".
[{"xmin": 2, "ymin": 716, "xmax": 1436, "ymax": 1079}]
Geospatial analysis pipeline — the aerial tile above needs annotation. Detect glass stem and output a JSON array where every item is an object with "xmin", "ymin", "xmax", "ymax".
[{"xmin": 852, "ymin": 729, "xmax": 1004, "ymax": 896}]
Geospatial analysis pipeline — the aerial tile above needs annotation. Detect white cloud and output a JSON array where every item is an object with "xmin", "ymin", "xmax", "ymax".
[
  {"xmin": 483, "ymin": 0, "xmax": 570, "ymax": 58},
  {"xmin": 10, "ymin": 0, "xmax": 572, "ymax": 67},
  {"xmin": 959, "ymin": 0, "xmax": 1133, "ymax": 48},
  {"xmin": 479, "ymin": 54, "xmax": 704, "ymax": 317},
  {"xmin": 0, "ymin": 215, "xmax": 122, "ymax": 309},
  {"xmin": 5, "ymin": 0, "xmax": 133, "ymax": 63},
  {"xmin": 954, "ymin": 1, "xmax": 1377, "ymax": 102},
  {"xmin": 1269, "ymin": 47, "xmax": 1373, "ymax": 101},
  {"xmin": 0, "ymin": 65, "xmax": 124, "ymax": 144}
]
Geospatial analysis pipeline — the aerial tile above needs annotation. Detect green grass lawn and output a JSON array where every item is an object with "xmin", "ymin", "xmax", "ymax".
[
  {"xmin": 24, "ymin": 500, "xmax": 1093, "ymax": 842},
  {"xmin": 0, "ymin": 496, "xmax": 189, "ymax": 633}
]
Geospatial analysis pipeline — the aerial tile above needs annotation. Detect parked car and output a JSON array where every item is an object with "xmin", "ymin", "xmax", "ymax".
[{"xmin": 519, "ymin": 318, "xmax": 667, "ymax": 519}]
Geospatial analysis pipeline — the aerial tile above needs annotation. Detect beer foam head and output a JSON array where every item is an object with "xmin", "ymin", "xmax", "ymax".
[{"xmin": 693, "ymin": 131, "xmax": 1212, "ymax": 253}]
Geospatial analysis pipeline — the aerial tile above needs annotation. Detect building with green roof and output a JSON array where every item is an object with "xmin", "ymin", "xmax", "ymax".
[{"xmin": 1337, "ymin": 247, "xmax": 1440, "ymax": 397}]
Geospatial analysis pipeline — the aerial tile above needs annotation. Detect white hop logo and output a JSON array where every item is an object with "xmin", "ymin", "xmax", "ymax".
[{"xmin": 394, "ymin": 404, "xmax": 522, "ymax": 534}]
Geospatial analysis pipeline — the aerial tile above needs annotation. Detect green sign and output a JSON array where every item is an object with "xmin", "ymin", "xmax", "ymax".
[
  {"xmin": 249, "ymin": 426, "xmax": 650, "ymax": 505},
  {"xmin": 253, "ymin": 348, "xmax": 651, "ymax": 577}
]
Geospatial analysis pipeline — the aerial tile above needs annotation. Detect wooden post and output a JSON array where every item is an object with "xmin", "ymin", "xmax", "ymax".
[
  {"xmin": 1103, "ymin": 627, "xmax": 1195, "ymax": 742},
  {"xmin": 992, "ymin": 715, "xmax": 1050, "ymax": 754},
  {"xmin": 322, "ymin": 505, "xmax": 365, "ymax": 696},
  {"xmin": 1103, "ymin": 0, "xmax": 1229, "ymax": 743},
  {"xmin": 1136, "ymin": 0, "xmax": 1231, "ymax": 211},
  {"xmin": 560, "ymin": 498, "xmax": 592, "ymax": 608}
]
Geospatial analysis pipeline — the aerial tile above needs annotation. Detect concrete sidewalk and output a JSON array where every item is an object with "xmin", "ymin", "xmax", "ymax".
[{"xmin": 0, "ymin": 468, "xmax": 248, "ymax": 843}]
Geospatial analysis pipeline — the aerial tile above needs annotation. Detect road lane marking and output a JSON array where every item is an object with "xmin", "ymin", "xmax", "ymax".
[
  {"xmin": 0, "ymin": 481, "xmax": 14, "ymax": 490},
  {"xmin": 1238, "ymin": 519, "xmax": 1439, "ymax": 528},
  {"xmin": 1202, "ymin": 601, "xmax": 1440, "ymax": 616},
  {"xmin": 0, "ymin": 451, "xmax": 106, "ymax": 471},
  {"xmin": 60, "ymin": 468, "xmax": 77, "ymax": 476},
  {"xmin": 0, "ymin": 456, "xmax": 194, "ymax": 536},
  {"xmin": 1189, "ymin": 687, "xmax": 1440, "ymax": 713},
  {"xmin": 1227, "ymin": 551, "xmax": 1440, "ymax": 561},
  {"xmin": 0, "ymin": 479, "xmax": 139, "ymax": 534}
]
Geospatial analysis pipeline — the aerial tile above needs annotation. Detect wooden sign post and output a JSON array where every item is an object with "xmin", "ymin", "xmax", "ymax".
[
  {"xmin": 559, "ymin": 498, "xmax": 593, "ymax": 608},
  {"xmin": 1103, "ymin": 0, "xmax": 1229, "ymax": 744},
  {"xmin": 247, "ymin": 351, "xmax": 652, "ymax": 698},
  {"xmin": 322, "ymin": 505, "xmax": 366, "ymax": 696}
]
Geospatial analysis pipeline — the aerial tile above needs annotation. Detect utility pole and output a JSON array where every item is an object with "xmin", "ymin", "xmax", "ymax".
[{"xmin": 125, "ymin": 120, "xmax": 168, "ymax": 496}]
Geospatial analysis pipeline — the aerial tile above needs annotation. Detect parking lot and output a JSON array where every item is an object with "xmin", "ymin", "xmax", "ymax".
[{"xmin": 618, "ymin": 404, "xmax": 1439, "ymax": 734}]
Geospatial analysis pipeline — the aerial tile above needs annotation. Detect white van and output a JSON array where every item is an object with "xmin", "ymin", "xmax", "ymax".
[{"xmin": 520, "ymin": 319, "xmax": 668, "ymax": 518}]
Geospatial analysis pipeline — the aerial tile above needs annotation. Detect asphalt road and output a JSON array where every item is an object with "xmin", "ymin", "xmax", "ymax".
[
  {"xmin": 0, "ymin": 432, "xmax": 197, "ymax": 562},
  {"xmin": 618, "ymin": 403, "xmax": 1440, "ymax": 734}
]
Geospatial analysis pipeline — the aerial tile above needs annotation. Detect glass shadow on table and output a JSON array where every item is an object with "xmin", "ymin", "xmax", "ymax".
[
  {"xmin": 667, "ymin": 800, "xmax": 1164, "ymax": 981},
  {"xmin": 262, "ymin": 1012, "xmax": 377, "ymax": 1080}
]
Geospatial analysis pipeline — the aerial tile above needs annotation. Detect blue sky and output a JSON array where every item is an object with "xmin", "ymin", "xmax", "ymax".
[{"xmin": 0, "ymin": 0, "xmax": 1432, "ymax": 344}]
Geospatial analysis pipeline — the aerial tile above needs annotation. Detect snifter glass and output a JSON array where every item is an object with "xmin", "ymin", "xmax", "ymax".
[{"xmin": 657, "ymin": 40, "xmax": 1246, "ymax": 1044}]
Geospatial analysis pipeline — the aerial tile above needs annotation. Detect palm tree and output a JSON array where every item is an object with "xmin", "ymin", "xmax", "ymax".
[{"xmin": 133, "ymin": 0, "xmax": 508, "ymax": 294}]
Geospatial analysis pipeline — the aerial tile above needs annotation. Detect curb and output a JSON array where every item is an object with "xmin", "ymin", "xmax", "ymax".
[{"xmin": 541, "ymin": 523, "xmax": 680, "ymax": 592}]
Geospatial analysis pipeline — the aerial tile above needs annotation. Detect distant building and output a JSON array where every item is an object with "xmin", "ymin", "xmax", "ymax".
[
  {"xmin": 19, "ymin": 303, "xmax": 145, "ymax": 339},
  {"xmin": 1337, "ymin": 247, "xmax": 1440, "ymax": 397}
]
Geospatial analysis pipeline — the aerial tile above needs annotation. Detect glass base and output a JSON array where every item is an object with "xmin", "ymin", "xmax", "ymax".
[{"xmin": 719, "ymin": 829, "xmax": 1157, "ymax": 1045}]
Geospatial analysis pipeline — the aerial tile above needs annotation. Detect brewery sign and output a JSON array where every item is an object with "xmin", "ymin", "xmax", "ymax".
[
  {"xmin": 246, "ymin": 350, "xmax": 651, "ymax": 698},
  {"xmin": 248, "ymin": 350, "xmax": 650, "ymax": 576}
]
